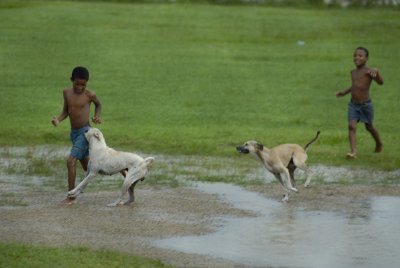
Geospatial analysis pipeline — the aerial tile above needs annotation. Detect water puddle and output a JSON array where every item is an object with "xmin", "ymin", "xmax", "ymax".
[
  {"xmin": 155, "ymin": 182, "xmax": 400, "ymax": 268},
  {"xmin": 1, "ymin": 146, "xmax": 400, "ymax": 267}
]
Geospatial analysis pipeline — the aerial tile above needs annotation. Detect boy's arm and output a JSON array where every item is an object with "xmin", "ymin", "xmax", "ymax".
[
  {"xmin": 90, "ymin": 92, "xmax": 102, "ymax": 124},
  {"xmin": 367, "ymin": 68, "xmax": 384, "ymax": 85},
  {"xmin": 51, "ymin": 91, "xmax": 69, "ymax": 126},
  {"xmin": 336, "ymin": 88, "xmax": 351, "ymax": 98},
  {"xmin": 336, "ymin": 70, "xmax": 353, "ymax": 98}
]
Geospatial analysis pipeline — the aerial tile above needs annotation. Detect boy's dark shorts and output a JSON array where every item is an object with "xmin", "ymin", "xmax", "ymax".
[
  {"xmin": 70, "ymin": 125, "xmax": 90, "ymax": 160},
  {"xmin": 348, "ymin": 99, "xmax": 374, "ymax": 124}
]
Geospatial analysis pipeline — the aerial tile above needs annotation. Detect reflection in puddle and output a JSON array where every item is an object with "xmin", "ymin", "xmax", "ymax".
[{"xmin": 155, "ymin": 182, "xmax": 400, "ymax": 268}]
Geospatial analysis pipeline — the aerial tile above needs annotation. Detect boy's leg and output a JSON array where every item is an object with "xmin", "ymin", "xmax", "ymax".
[
  {"xmin": 64, "ymin": 126, "xmax": 90, "ymax": 204},
  {"xmin": 347, "ymin": 120, "xmax": 357, "ymax": 158},
  {"xmin": 67, "ymin": 155, "xmax": 79, "ymax": 191},
  {"xmin": 365, "ymin": 123, "xmax": 383, "ymax": 152},
  {"xmin": 61, "ymin": 155, "xmax": 78, "ymax": 204}
]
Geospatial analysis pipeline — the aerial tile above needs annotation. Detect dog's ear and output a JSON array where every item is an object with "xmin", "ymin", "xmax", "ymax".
[
  {"xmin": 256, "ymin": 143, "xmax": 264, "ymax": 151},
  {"xmin": 94, "ymin": 132, "xmax": 101, "ymax": 141}
]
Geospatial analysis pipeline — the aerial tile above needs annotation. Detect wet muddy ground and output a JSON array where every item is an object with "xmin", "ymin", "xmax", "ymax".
[
  {"xmin": 1, "ymin": 146, "xmax": 400, "ymax": 267},
  {"xmin": 156, "ymin": 182, "xmax": 400, "ymax": 268}
]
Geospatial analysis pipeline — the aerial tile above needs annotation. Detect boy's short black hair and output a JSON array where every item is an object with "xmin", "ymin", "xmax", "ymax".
[
  {"xmin": 356, "ymin": 46, "xmax": 369, "ymax": 57},
  {"xmin": 71, "ymin": 66, "xmax": 89, "ymax": 81}
]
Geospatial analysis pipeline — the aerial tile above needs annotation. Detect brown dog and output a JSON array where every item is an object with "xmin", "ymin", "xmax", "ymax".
[{"xmin": 237, "ymin": 131, "xmax": 320, "ymax": 201}]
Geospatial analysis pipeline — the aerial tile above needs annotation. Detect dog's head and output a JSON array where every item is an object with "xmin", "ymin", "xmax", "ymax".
[
  {"xmin": 236, "ymin": 141, "xmax": 264, "ymax": 154},
  {"xmin": 85, "ymin": 128, "xmax": 105, "ymax": 144}
]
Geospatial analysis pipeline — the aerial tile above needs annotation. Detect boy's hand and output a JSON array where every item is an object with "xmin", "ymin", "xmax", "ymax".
[
  {"xmin": 367, "ymin": 68, "xmax": 384, "ymax": 85},
  {"xmin": 367, "ymin": 68, "xmax": 379, "ymax": 78},
  {"xmin": 92, "ymin": 116, "xmax": 101, "ymax": 124},
  {"xmin": 336, "ymin": 91, "xmax": 344, "ymax": 98},
  {"xmin": 51, "ymin": 117, "xmax": 59, "ymax": 126},
  {"xmin": 336, "ymin": 88, "xmax": 351, "ymax": 98}
]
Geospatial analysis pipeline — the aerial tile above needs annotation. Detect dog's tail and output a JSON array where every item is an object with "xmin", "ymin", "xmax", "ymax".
[{"xmin": 304, "ymin": 131, "xmax": 320, "ymax": 152}]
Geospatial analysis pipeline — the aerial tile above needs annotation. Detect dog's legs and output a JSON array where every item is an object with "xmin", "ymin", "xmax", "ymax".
[
  {"xmin": 282, "ymin": 167, "xmax": 298, "ymax": 193},
  {"xmin": 301, "ymin": 165, "xmax": 313, "ymax": 187},
  {"xmin": 303, "ymin": 169, "xmax": 313, "ymax": 187},
  {"xmin": 107, "ymin": 182, "xmax": 128, "ymax": 207},
  {"xmin": 107, "ymin": 177, "xmax": 140, "ymax": 207},
  {"xmin": 273, "ymin": 173, "xmax": 284, "ymax": 187},
  {"xmin": 68, "ymin": 172, "xmax": 97, "ymax": 197},
  {"xmin": 288, "ymin": 168, "xmax": 296, "ymax": 188},
  {"xmin": 292, "ymin": 153, "xmax": 313, "ymax": 187},
  {"xmin": 274, "ymin": 173, "xmax": 290, "ymax": 202},
  {"xmin": 124, "ymin": 180, "xmax": 140, "ymax": 205},
  {"xmin": 126, "ymin": 182, "xmax": 136, "ymax": 204},
  {"xmin": 274, "ymin": 168, "xmax": 298, "ymax": 202},
  {"xmin": 294, "ymin": 161, "xmax": 313, "ymax": 187},
  {"xmin": 287, "ymin": 159, "xmax": 296, "ymax": 188},
  {"xmin": 108, "ymin": 165, "xmax": 147, "ymax": 207}
]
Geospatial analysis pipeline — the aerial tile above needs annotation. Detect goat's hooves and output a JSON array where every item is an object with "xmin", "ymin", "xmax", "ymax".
[{"xmin": 291, "ymin": 187, "xmax": 299, "ymax": 193}]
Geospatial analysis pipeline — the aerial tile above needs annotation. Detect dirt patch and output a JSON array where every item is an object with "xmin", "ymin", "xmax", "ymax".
[
  {"xmin": 0, "ymin": 183, "xmax": 252, "ymax": 267},
  {"xmin": 1, "ymin": 180, "xmax": 399, "ymax": 267}
]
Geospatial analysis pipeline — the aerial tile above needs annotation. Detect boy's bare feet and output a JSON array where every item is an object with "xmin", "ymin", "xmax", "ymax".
[
  {"xmin": 375, "ymin": 143, "xmax": 383, "ymax": 153},
  {"xmin": 346, "ymin": 152, "xmax": 357, "ymax": 159},
  {"xmin": 61, "ymin": 197, "xmax": 76, "ymax": 205}
]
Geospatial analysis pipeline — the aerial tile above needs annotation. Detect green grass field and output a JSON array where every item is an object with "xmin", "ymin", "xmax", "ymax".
[
  {"xmin": 1, "ymin": 0, "xmax": 399, "ymax": 265},
  {"xmin": 1, "ymin": 1, "xmax": 399, "ymax": 169},
  {"xmin": 0, "ymin": 242, "xmax": 172, "ymax": 268}
]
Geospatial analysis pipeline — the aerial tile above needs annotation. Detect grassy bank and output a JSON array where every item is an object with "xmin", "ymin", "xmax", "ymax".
[
  {"xmin": 0, "ymin": 1, "xmax": 399, "ymax": 169},
  {"xmin": 0, "ymin": 243, "xmax": 171, "ymax": 268}
]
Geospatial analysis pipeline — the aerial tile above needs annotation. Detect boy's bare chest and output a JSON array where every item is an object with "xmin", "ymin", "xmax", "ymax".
[
  {"xmin": 352, "ymin": 70, "xmax": 371, "ymax": 87},
  {"xmin": 67, "ymin": 93, "xmax": 90, "ymax": 109}
]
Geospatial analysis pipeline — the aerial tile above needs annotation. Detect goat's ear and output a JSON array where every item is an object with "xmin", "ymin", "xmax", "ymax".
[
  {"xmin": 94, "ymin": 132, "xmax": 100, "ymax": 141},
  {"xmin": 256, "ymin": 143, "xmax": 264, "ymax": 151}
]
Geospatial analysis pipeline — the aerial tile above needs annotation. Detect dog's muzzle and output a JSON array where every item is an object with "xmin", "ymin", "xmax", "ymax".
[{"xmin": 236, "ymin": 146, "xmax": 249, "ymax": 154}]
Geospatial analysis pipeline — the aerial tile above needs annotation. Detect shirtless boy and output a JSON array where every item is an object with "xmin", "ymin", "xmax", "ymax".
[
  {"xmin": 52, "ymin": 66, "xmax": 102, "ymax": 204},
  {"xmin": 336, "ymin": 47, "xmax": 384, "ymax": 159}
]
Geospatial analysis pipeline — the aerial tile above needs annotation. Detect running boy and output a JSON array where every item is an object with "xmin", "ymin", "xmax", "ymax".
[
  {"xmin": 336, "ymin": 47, "xmax": 384, "ymax": 159},
  {"xmin": 52, "ymin": 66, "xmax": 102, "ymax": 204}
]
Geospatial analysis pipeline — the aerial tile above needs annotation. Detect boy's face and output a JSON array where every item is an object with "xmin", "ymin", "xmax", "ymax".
[
  {"xmin": 353, "ymin": 49, "xmax": 368, "ymax": 67},
  {"xmin": 71, "ymin": 78, "xmax": 87, "ymax": 94}
]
